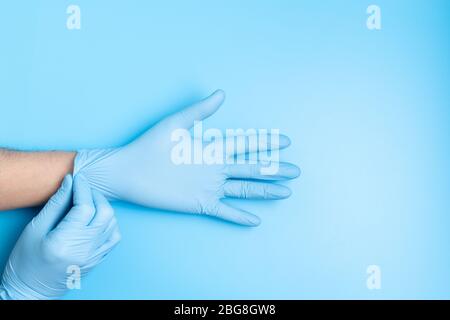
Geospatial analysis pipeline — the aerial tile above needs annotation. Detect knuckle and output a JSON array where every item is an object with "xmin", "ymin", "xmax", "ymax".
[
  {"xmin": 240, "ymin": 182, "xmax": 250, "ymax": 198},
  {"xmin": 202, "ymin": 200, "xmax": 220, "ymax": 217},
  {"xmin": 99, "ymin": 204, "xmax": 114, "ymax": 217},
  {"xmin": 42, "ymin": 239, "xmax": 70, "ymax": 263},
  {"xmin": 113, "ymin": 231, "xmax": 122, "ymax": 243},
  {"xmin": 262, "ymin": 186, "xmax": 270, "ymax": 198},
  {"xmin": 105, "ymin": 218, "xmax": 118, "ymax": 231},
  {"xmin": 110, "ymin": 216, "xmax": 118, "ymax": 226},
  {"xmin": 77, "ymin": 204, "xmax": 95, "ymax": 215},
  {"xmin": 251, "ymin": 164, "xmax": 260, "ymax": 177}
]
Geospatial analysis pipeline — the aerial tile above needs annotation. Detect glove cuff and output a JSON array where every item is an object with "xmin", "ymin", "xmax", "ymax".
[
  {"xmin": 74, "ymin": 148, "xmax": 116, "ymax": 175},
  {"xmin": 73, "ymin": 148, "xmax": 121, "ymax": 200},
  {"xmin": 0, "ymin": 281, "xmax": 45, "ymax": 300},
  {"xmin": 0, "ymin": 284, "xmax": 13, "ymax": 300},
  {"xmin": 0, "ymin": 264, "xmax": 52, "ymax": 300}
]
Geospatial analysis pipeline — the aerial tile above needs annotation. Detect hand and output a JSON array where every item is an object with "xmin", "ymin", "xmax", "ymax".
[
  {"xmin": 0, "ymin": 175, "xmax": 121, "ymax": 300},
  {"xmin": 74, "ymin": 90, "xmax": 300, "ymax": 226}
]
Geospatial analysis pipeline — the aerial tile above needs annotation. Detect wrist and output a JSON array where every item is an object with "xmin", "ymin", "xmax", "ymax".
[
  {"xmin": 1, "ymin": 265, "xmax": 56, "ymax": 300},
  {"xmin": 0, "ymin": 280, "xmax": 51, "ymax": 300},
  {"xmin": 73, "ymin": 148, "xmax": 120, "ymax": 200}
]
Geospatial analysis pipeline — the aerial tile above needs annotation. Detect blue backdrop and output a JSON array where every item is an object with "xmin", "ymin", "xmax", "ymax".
[{"xmin": 1, "ymin": 0, "xmax": 449, "ymax": 299}]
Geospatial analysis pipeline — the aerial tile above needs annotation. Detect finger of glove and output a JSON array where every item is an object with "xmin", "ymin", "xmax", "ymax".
[
  {"xmin": 225, "ymin": 133, "xmax": 291, "ymax": 156},
  {"xmin": 32, "ymin": 174, "xmax": 73, "ymax": 233},
  {"xmin": 92, "ymin": 217, "xmax": 118, "ymax": 249},
  {"xmin": 224, "ymin": 162, "xmax": 301, "ymax": 180},
  {"xmin": 164, "ymin": 90, "xmax": 225, "ymax": 129},
  {"xmin": 214, "ymin": 202, "xmax": 261, "ymax": 227},
  {"xmin": 223, "ymin": 180, "xmax": 291, "ymax": 200},
  {"xmin": 89, "ymin": 189, "xmax": 115, "ymax": 228},
  {"xmin": 61, "ymin": 174, "xmax": 95, "ymax": 226},
  {"xmin": 85, "ymin": 228, "xmax": 121, "ymax": 270}
]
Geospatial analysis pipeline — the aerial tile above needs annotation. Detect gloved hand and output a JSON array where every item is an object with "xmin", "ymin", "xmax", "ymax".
[
  {"xmin": 74, "ymin": 90, "xmax": 300, "ymax": 226},
  {"xmin": 0, "ymin": 175, "xmax": 121, "ymax": 300}
]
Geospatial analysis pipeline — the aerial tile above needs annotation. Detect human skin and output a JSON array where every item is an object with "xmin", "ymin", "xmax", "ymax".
[
  {"xmin": 0, "ymin": 150, "xmax": 75, "ymax": 211},
  {"xmin": 0, "ymin": 91, "xmax": 300, "ymax": 218}
]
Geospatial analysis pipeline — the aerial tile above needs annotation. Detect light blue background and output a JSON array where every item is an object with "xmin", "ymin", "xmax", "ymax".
[{"xmin": 1, "ymin": 0, "xmax": 449, "ymax": 299}]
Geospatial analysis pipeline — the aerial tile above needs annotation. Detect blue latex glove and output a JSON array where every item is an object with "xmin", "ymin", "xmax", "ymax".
[
  {"xmin": 74, "ymin": 90, "xmax": 300, "ymax": 226},
  {"xmin": 0, "ymin": 175, "xmax": 121, "ymax": 300}
]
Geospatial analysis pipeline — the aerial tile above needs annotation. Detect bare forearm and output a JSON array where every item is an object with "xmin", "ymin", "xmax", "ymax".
[{"xmin": 0, "ymin": 150, "xmax": 75, "ymax": 211}]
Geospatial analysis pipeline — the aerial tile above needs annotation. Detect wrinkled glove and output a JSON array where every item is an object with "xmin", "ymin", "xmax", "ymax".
[
  {"xmin": 0, "ymin": 175, "xmax": 121, "ymax": 300},
  {"xmin": 74, "ymin": 90, "xmax": 300, "ymax": 226}
]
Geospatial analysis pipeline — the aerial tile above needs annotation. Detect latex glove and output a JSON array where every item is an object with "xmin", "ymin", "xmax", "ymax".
[
  {"xmin": 0, "ymin": 175, "xmax": 121, "ymax": 300},
  {"xmin": 74, "ymin": 90, "xmax": 300, "ymax": 226}
]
